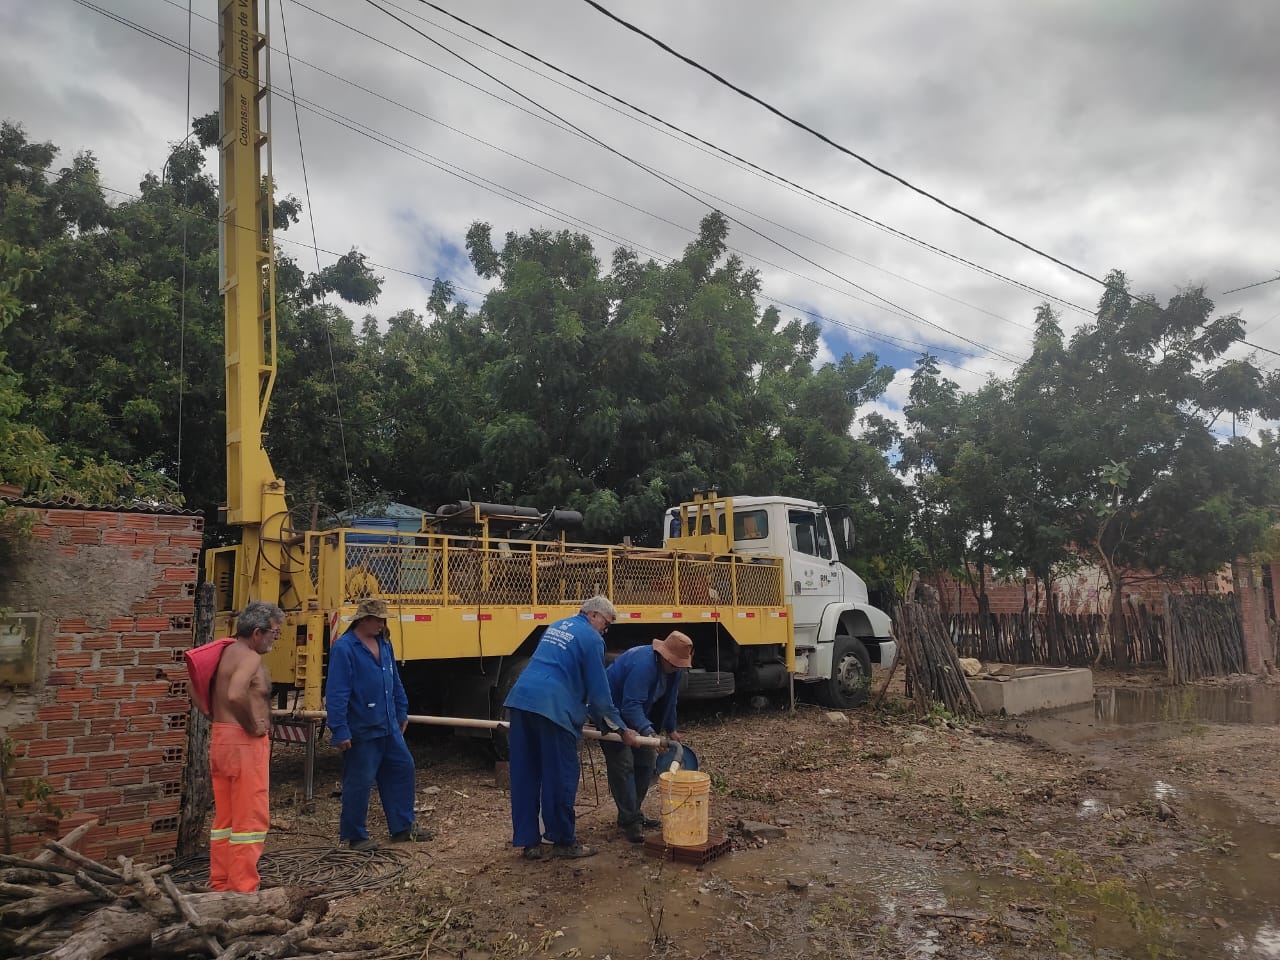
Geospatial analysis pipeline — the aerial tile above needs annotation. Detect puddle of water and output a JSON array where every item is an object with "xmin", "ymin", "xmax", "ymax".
[
  {"xmin": 1094, "ymin": 685, "xmax": 1280, "ymax": 726},
  {"xmin": 1016, "ymin": 684, "xmax": 1280, "ymax": 959},
  {"xmin": 1015, "ymin": 685, "xmax": 1280, "ymax": 751}
]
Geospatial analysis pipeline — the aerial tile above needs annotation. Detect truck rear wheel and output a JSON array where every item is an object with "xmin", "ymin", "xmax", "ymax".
[{"xmin": 814, "ymin": 635, "xmax": 871, "ymax": 709}]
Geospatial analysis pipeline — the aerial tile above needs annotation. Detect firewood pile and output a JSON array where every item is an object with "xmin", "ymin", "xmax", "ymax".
[
  {"xmin": 0, "ymin": 821, "xmax": 399, "ymax": 960},
  {"xmin": 896, "ymin": 582, "xmax": 981, "ymax": 718}
]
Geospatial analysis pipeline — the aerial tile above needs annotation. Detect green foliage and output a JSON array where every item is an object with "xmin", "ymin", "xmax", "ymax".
[
  {"xmin": 3, "ymin": 114, "xmax": 1273, "ymax": 608},
  {"xmin": 900, "ymin": 277, "xmax": 1280, "ymax": 660}
]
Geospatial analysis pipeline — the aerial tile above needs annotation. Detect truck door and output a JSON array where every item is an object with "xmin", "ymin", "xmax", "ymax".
[{"xmin": 785, "ymin": 507, "xmax": 842, "ymax": 647}]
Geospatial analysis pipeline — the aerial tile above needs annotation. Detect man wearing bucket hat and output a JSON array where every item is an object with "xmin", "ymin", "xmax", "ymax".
[
  {"xmin": 597, "ymin": 630, "xmax": 693, "ymax": 843},
  {"xmin": 504, "ymin": 595, "xmax": 640, "ymax": 860},
  {"xmin": 326, "ymin": 597, "xmax": 431, "ymax": 851}
]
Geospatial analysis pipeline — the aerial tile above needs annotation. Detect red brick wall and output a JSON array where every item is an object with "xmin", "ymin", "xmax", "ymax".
[
  {"xmin": 1233, "ymin": 560, "xmax": 1275, "ymax": 674},
  {"xmin": 0, "ymin": 507, "xmax": 202, "ymax": 862},
  {"xmin": 930, "ymin": 564, "xmax": 1228, "ymax": 618}
]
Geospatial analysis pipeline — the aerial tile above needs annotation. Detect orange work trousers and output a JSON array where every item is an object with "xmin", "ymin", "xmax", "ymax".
[{"xmin": 209, "ymin": 723, "xmax": 271, "ymax": 892}]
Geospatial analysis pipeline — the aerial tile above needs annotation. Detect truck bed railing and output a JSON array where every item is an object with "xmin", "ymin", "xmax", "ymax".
[{"xmin": 312, "ymin": 530, "xmax": 784, "ymax": 609}]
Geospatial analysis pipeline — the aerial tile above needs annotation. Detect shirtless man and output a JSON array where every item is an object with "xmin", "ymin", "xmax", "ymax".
[{"xmin": 209, "ymin": 600, "xmax": 283, "ymax": 892}]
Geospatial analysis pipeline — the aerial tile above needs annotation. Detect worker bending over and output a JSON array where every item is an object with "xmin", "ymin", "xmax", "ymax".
[
  {"xmin": 504, "ymin": 595, "xmax": 639, "ymax": 859},
  {"xmin": 597, "ymin": 631, "xmax": 692, "ymax": 842}
]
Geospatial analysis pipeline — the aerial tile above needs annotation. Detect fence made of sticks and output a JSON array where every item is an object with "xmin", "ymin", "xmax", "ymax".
[
  {"xmin": 949, "ymin": 592, "xmax": 1244, "ymax": 680},
  {"xmin": 1165, "ymin": 593, "xmax": 1246, "ymax": 683}
]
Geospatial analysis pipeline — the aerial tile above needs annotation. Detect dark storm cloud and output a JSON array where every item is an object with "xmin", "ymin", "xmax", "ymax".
[{"xmin": 1, "ymin": 0, "xmax": 1276, "ymax": 386}]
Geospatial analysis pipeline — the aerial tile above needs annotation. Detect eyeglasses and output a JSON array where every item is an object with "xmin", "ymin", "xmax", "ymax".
[{"xmin": 593, "ymin": 612, "xmax": 615, "ymax": 632}]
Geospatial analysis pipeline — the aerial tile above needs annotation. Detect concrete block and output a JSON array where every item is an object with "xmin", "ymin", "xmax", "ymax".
[{"xmin": 969, "ymin": 667, "xmax": 1094, "ymax": 716}]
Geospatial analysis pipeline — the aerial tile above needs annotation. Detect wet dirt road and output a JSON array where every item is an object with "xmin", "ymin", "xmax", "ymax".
[{"xmin": 270, "ymin": 677, "xmax": 1280, "ymax": 959}]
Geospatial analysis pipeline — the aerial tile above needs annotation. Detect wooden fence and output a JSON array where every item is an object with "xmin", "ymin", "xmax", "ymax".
[
  {"xmin": 1165, "ymin": 593, "xmax": 1245, "ymax": 683},
  {"xmin": 949, "ymin": 593, "xmax": 1243, "ymax": 677}
]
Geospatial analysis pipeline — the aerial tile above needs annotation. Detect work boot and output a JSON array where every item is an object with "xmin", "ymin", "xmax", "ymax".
[
  {"xmin": 522, "ymin": 846, "xmax": 544, "ymax": 861},
  {"xmin": 623, "ymin": 823, "xmax": 645, "ymax": 844},
  {"xmin": 550, "ymin": 842, "xmax": 596, "ymax": 859},
  {"xmin": 348, "ymin": 838, "xmax": 378, "ymax": 852},
  {"xmin": 390, "ymin": 825, "xmax": 433, "ymax": 843},
  {"xmin": 641, "ymin": 817, "xmax": 662, "ymax": 831}
]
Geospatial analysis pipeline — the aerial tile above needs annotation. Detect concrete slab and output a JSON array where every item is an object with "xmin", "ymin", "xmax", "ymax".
[{"xmin": 968, "ymin": 666, "xmax": 1094, "ymax": 716}]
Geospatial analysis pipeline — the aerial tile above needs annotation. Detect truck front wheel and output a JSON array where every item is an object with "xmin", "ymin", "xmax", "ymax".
[{"xmin": 815, "ymin": 635, "xmax": 872, "ymax": 709}]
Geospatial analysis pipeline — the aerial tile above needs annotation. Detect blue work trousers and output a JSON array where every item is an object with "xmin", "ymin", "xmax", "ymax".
[
  {"xmin": 339, "ymin": 731, "xmax": 416, "ymax": 842},
  {"xmin": 600, "ymin": 740, "xmax": 658, "ymax": 827},
  {"xmin": 508, "ymin": 708, "xmax": 579, "ymax": 848}
]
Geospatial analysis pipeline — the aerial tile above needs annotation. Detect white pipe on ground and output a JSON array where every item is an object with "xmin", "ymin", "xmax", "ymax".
[{"xmin": 270, "ymin": 708, "xmax": 673, "ymax": 750}]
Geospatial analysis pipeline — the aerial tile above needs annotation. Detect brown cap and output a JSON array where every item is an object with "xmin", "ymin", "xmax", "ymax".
[
  {"xmin": 353, "ymin": 598, "xmax": 390, "ymax": 622},
  {"xmin": 652, "ymin": 630, "xmax": 694, "ymax": 668}
]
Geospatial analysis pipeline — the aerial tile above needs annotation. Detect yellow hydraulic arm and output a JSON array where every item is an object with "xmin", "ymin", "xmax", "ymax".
[{"xmin": 216, "ymin": 0, "xmax": 289, "ymax": 612}]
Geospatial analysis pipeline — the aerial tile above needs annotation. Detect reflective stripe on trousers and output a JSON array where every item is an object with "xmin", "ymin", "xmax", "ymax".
[{"xmin": 209, "ymin": 722, "xmax": 271, "ymax": 892}]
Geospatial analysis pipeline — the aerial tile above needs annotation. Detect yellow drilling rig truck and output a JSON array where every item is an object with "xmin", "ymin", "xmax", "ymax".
[{"xmin": 206, "ymin": 1, "xmax": 895, "ymax": 753}]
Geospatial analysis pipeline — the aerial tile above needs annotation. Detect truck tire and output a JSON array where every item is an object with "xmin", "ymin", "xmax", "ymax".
[
  {"xmin": 814, "ymin": 635, "xmax": 872, "ymax": 709},
  {"xmin": 680, "ymin": 669, "xmax": 736, "ymax": 701},
  {"xmin": 491, "ymin": 656, "xmax": 530, "ymax": 760}
]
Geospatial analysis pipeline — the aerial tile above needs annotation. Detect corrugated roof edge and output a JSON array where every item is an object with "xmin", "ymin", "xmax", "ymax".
[{"xmin": 0, "ymin": 494, "xmax": 201, "ymax": 516}]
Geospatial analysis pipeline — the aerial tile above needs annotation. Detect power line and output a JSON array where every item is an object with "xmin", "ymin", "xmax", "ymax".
[
  {"xmin": 63, "ymin": 0, "xmax": 1015, "ymax": 370},
  {"xmin": 175, "ymin": 0, "xmax": 193, "ymax": 498},
  {"xmin": 1220, "ymin": 273, "xmax": 1280, "ymax": 297},
  {"xmin": 89, "ymin": 0, "xmax": 1021, "ymax": 365},
  {"xmin": 247, "ymin": 1, "xmax": 1033, "ymax": 334},
  {"xmin": 360, "ymin": 0, "xmax": 1024, "ymax": 363},
  {"xmin": 16, "ymin": 156, "xmax": 995, "ymax": 382},
  {"xmin": 277, "ymin": 0, "xmax": 356, "ymax": 516},
  {"xmin": 387, "ymin": 0, "xmax": 1075, "ymax": 321},
  {"xmin": 579, "ymin": 0, "xmax": 1114, "ymax": 294}
]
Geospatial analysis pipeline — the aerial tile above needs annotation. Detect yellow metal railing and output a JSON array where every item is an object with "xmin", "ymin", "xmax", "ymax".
[{"xmin": 318, "ymin": 530, "xmax": 784, "ymax": 608}]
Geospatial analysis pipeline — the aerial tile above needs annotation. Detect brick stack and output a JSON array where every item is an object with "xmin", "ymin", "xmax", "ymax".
[{"xmin": 0, "ymin": 507, "xmax": 202, "ymax": 862}]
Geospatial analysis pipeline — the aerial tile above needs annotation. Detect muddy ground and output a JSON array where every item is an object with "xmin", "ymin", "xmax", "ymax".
[{"xmin": 260, "ymin": 670, "xmax": 1280, "ymax": 959}]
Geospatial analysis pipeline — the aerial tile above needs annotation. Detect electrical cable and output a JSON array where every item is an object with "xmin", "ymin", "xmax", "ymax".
[
  {"xmin": 175, "ymin": 0, "xmax": 194, "ymax": 505},
  {"xmin": 169, "ymin": 844, "xmax": 410, "ymax": 895},
  {"xmin": 64, "ymin": 1, "xmax": 1008, "ymax": 369},
  {"xmin": 360, "ymin": 0, "xmax": 1024, "ymax": 363},
  {"xmin": 579, "ymin": 0, "xmax": 1113, "ymax": 292},
  {"xmin": 22, "ymin": 154, "xmax": 994, "ymax": 384},
  {"xmin": 391, "ymin": 0, "xmax": 1056, "ymax": 325},
  {"xmin": 56, "ymin": 0, "xmax": 1013, "ymax": 374},
  {"xmin": 290, "ymin": 0, "xmax": 1068, "ymax": 324},
  {"xmin": 145, "ymin": 0, "xmax": 1030, "ymax": 355},
  {"xmin": 277, "ymin": 0, "xmax": 357, "ymax": 517},
  {"xmin": 1220, "ymin": 274, "xmax": 1280, "ymax": 297}
]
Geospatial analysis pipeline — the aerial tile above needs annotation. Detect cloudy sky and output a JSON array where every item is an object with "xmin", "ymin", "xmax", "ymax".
[{"xmin": 3, "ymin": 0, "xmax": 1278, "ymax": 430}]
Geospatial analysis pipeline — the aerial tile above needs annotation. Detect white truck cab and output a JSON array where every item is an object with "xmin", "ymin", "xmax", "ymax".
[{"xmin": 664, "ymin": 495, "xmax": 896, "ymax": 708}]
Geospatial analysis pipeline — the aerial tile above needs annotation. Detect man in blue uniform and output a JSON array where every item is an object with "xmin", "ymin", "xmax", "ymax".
[
  {"xmin": 599, "ymin": 630, "xmax": 693, "ymax": 842},
  {"xmin": 326, "ymin": 598, "xmax": 431, "ymax": 851},
  {"xmin": 504, "ymin": 595, "xmax": 639, "ymax": 860}
]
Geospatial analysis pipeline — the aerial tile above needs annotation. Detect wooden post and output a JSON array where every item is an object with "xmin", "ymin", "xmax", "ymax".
[{"xmin": 177, "ymin": 582, "xmax": 217, "ymax": 857}]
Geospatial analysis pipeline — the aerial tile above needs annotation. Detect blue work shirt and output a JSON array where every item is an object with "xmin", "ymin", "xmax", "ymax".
[
  {"xmin": 325, "ymin": 628, "xmax": 408, "ymax": 744},
  {"xmin": 504, "ymin": 613, "xmax": 626, "ymax": 737},
  {"xmin": 603, "ymin": 645, "xmax": 681, "ymax": 737}
]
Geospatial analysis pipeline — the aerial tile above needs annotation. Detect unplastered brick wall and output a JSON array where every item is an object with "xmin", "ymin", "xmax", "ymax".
[
  {"xmin": 0, "ymin": 506, "xmax": 202, "ymax": 862},
  {"xmin": 930, "ymin": 563, "xmax": 1229, "ymax": 618}
]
